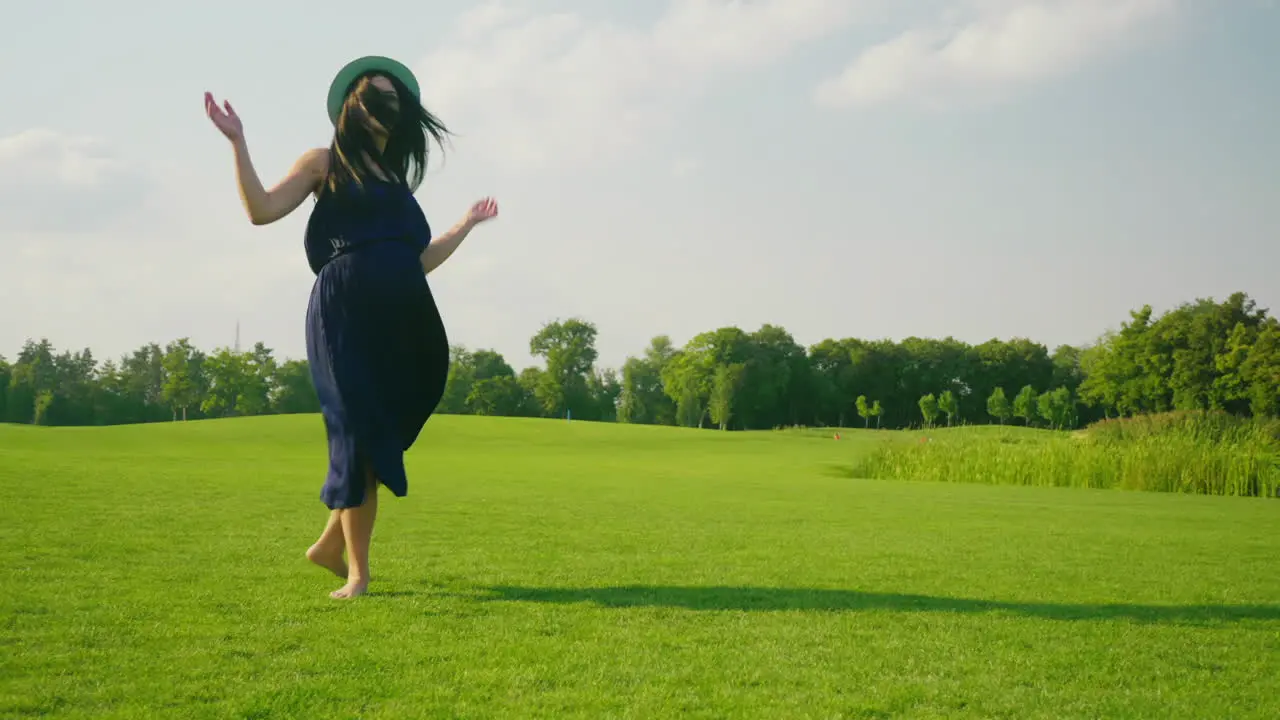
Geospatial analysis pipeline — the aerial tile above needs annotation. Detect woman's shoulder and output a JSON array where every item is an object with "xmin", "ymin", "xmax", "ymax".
[{"xmin": 299, "ymin": 147, "xmax": 330, "ymax": 178}]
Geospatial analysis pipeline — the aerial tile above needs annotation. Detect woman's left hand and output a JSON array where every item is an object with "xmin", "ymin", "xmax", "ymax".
[{"xmin": 466, "ymin": 197, "xmax": 500, "ymax": 226}]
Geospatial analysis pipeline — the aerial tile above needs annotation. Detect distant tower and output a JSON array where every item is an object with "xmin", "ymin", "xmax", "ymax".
[{"xmin": 235, "ymin": 320, "xmax": 240, "ymax": 353}]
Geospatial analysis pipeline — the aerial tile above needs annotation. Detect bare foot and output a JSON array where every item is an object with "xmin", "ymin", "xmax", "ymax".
[
  {"xmin": 330, "ymin": 579, "xmax": 369, "ymax": 599},
  {"xmin": 306, "ymin": 543, "xmax": 348, "ymax": 579}
]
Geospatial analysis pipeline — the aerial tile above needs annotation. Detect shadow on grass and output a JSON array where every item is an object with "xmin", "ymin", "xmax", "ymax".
[{"xmin": 473, "ymin": 585, "xmax": 1280, "ymax": 626}]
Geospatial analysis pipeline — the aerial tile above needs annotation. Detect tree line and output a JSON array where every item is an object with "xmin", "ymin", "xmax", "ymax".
[{"xmin": 2, "ymin": 292, "xmax": 1276, "ymax": 431}]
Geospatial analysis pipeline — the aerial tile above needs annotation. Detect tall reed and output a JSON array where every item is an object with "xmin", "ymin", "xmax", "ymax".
[{"xmin": 849, "ymin": 411, "xmax": 1280, "ymax": 497}]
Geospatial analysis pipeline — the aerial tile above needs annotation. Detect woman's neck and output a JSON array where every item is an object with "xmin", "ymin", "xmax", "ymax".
[{"xmin": 359, "ymin": 150, "xmax": 394, "ymax": 182}]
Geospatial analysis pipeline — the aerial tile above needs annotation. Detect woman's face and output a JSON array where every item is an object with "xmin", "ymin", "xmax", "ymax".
[{"xmin": 358, "ymin": 75, "xmax": 401, "ymax": 136}]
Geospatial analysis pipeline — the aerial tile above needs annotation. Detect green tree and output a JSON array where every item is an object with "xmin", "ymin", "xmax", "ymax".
[
  {"xmin": 855, "ymin": 395, "xmax": 870, "ymax": 428},
  {"xmin": 447, "ymin": 348, "xmax": 520, "ymax": 416},
  {"xmin": 467, "ymin": 376, "xmax": 529, "ymax": 416},
  {"xmin": 708, "ymin": 363, "xmax": 745, "ymax": 430},
  {"xmin": 6, "ymin": 339, "xmax": 55, "ymax": 424},
  {"xmin": 471, "ymin": 349, "xmax": 515, "ymax": 381},
  {"xmin": 7, "ymin": 289, "xmax": 1279, "ymax": 430},
  {"xmin": 1013, "ymin": 385, "xmax": 1038, "ymax": 427},
  {"xmin": 516, "ymin": 368, "xmax": 548, "ymax": 418},
  {"xmin": 661, "ymin": 349, "xmax": 709, "ymax": 428},
  {"xmin": 616, "ymin": 358, "xmax": 646, "ymax": 425},
  {"xmin": 1072, "ymin": 294, "xmax": 1273, "ymax": 419},
  {"xmin": 271, "ymin": 360, "xmax": 320, "ymax": 414},
  {"xmin": 586, "ymin": 368, "xmax": 622, "ymax": 422},
  {"xmin": 808, "ymin": 339, "xmax": 853, "ymax": 428},
  {"xmin": 0, "ymin": 355, "xmax": 9, "ymax": 421},
  {"xmin": 92, "ymin": 359, "xmax": 130, "ymax": 425},
  {"xmin": 967, "ymin": 338, "xmax": 1050, "ymax": 423},
  {"xmin": 661, "ymin": 327, "xmax": 752, "ymax": 428},
  {"xmin": 200, "ymin": 348, "xmax": 253, "ymax": 417},
  {"xmin": 618, "ymin": 336, "xmax": 678, "ymax": 426},
  {"xmin": 676, "ymin": 386, "xmax": 703, "ymax": 428},
  {"xmin": 938, "ymin": 389, "xmax": 958, "ymax": 427},
  {"xmin": 740, "ymin": 324, "xmax": 811, "ymax": 429},
  {"xmin": 162, "ymin": 338, "xmax": 206, "ymax": 421},
  {"xmin": 918, "ymin": 393, "xmax": 939, "ymax": 428},
  {"xmin": 641, "ymin": 336, "xmax": 678, "ymax": 425},
  {"xmin": 33, "ymin": 390, "xmax": 54, "ymax": 426},
  {"xmin": 235, "ymin": 342, "xmax": 277, "ymax": 416},
  {"xmin": 1213, "ymin": 322, "xmax": 1254, "ymax": 413},
  {"xmin": 1050, "ymin": 345, "xmax": 1085, "ymax": 394},
  {"xmin": 530, "ymin": 318, "xmax": 599, "ymax": 418},
  {"xmin": 987, "ymin": 386, "xmax": 1011, "ymax": 424},
  {"xmin": 1037, "ymin": 387, "xmax": 1074, "ymax": 430},
  {"xmin": 440, "ymin": 345, "xmax": 476, "ymax": 415},
  {"xmin": 1242, "ymin": 320, "xmax": 1280, "ymax": 417},
  {"xmin": 118, "ymin": 342, "xmax": 167, "ymax": 423},
  {"xmin": 44, "ymin": 348, "xmax": 99, "ymax": 426}
]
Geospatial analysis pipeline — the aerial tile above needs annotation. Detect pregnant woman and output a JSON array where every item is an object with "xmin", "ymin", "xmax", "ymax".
[{"xmin": 204, "ymin": 55, "xmax": 499, "ymax": 598}]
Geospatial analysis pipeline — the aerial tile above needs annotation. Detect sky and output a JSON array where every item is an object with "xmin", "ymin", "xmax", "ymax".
[{"xmin": 1, "ymin": 0, "xmax": 1277, "ymax": 371}]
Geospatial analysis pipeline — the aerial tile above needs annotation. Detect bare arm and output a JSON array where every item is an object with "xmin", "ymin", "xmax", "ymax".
[
  {"xmin": 420, "ymin": 197, "xmax": 499, "ymax": 275},
  {"xmin": 420, "ymin": 216, "xmax": 477, "ymax": 274},
  {"xmin": 232, "ymin": 141, "xmax": 328, "ymax": 226}
]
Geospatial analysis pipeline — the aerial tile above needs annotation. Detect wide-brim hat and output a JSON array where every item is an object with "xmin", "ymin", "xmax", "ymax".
[{"xmin": 326, "ymin": 55, "xmax": 421, "ymax": 126}]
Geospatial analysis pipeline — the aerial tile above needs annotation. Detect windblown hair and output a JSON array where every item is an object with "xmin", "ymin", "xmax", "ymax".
[{"xmin": 322, "ymin": 72, "xmax": 449, "ymax": 196}]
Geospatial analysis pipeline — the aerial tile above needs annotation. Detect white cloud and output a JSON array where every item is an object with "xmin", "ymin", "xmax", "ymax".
[
  {"xmin": 815, "ymin": 0, "xmax": 1178, "ymax": 109},
  {"xmin": 0, "ymin": 129, "xmax": 148, "ymax": 232},
  {"xmin": 415, "ymin": 0, "xmax": 860, "ymax": 173}
]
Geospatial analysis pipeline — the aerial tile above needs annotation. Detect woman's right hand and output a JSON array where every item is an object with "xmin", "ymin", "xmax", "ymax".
[{"xmin": 204, "ymin": 92, "xmax": 243, "ymax": 142}]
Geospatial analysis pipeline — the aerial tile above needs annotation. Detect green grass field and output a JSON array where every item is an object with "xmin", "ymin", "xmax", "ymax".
[{"xmin": 2, "ymin": 416, "xmax": 1278, "ymax": 719}]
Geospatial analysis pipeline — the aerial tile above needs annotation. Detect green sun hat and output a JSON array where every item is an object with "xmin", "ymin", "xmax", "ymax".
[{"xmin": 326, "ymin": 55, "xmax": 421, "ymax": 125}]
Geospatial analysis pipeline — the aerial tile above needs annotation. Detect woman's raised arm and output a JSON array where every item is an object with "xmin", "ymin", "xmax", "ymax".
[
  {"xmin": 420, "ymin": 198, "xmax": 499, "ymax": 275},
  {"xmin": 205, "ymin": 92, "xmax": 327, "ymax": 226}
]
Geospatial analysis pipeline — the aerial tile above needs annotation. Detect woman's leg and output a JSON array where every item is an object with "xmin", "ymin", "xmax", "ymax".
[
  {"xmin": 331, "ymin": 467, "xmax": 379, "ymax": 599},
  {"xmin": 306, "ymin": 510, "xmax": 348, "ymax": 579}
]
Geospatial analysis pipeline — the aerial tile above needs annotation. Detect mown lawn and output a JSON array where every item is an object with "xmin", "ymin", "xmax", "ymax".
[{"xmin": 2, "ymin": 416, "xmax": 1277, "ymax": 718}]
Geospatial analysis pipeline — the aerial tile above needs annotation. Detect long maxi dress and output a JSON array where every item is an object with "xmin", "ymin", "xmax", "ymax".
[{"xmin": 301, "ymin": 174, "xmax": 450, "ymax": 510}]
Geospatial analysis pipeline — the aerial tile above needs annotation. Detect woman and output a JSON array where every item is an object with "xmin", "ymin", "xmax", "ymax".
[{"xmin": 203, "ymin": 55, "xmax": 498, "ymax": 599}]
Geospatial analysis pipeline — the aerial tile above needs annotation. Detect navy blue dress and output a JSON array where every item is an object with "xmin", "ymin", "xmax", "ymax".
[{"xmin": 302, "ymin": 175, "xmax": 449, "ymax": 510}]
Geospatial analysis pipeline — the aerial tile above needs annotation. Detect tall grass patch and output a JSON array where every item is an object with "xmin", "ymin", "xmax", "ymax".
[{"xmin": 849, "ymin": 412, "xmax": 1280, "ymax": 497}]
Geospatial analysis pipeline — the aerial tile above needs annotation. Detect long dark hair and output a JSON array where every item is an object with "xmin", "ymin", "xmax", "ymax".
[{"xmin": 322, "ymin": 71, "xmax": 450, "ymax": 196}]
